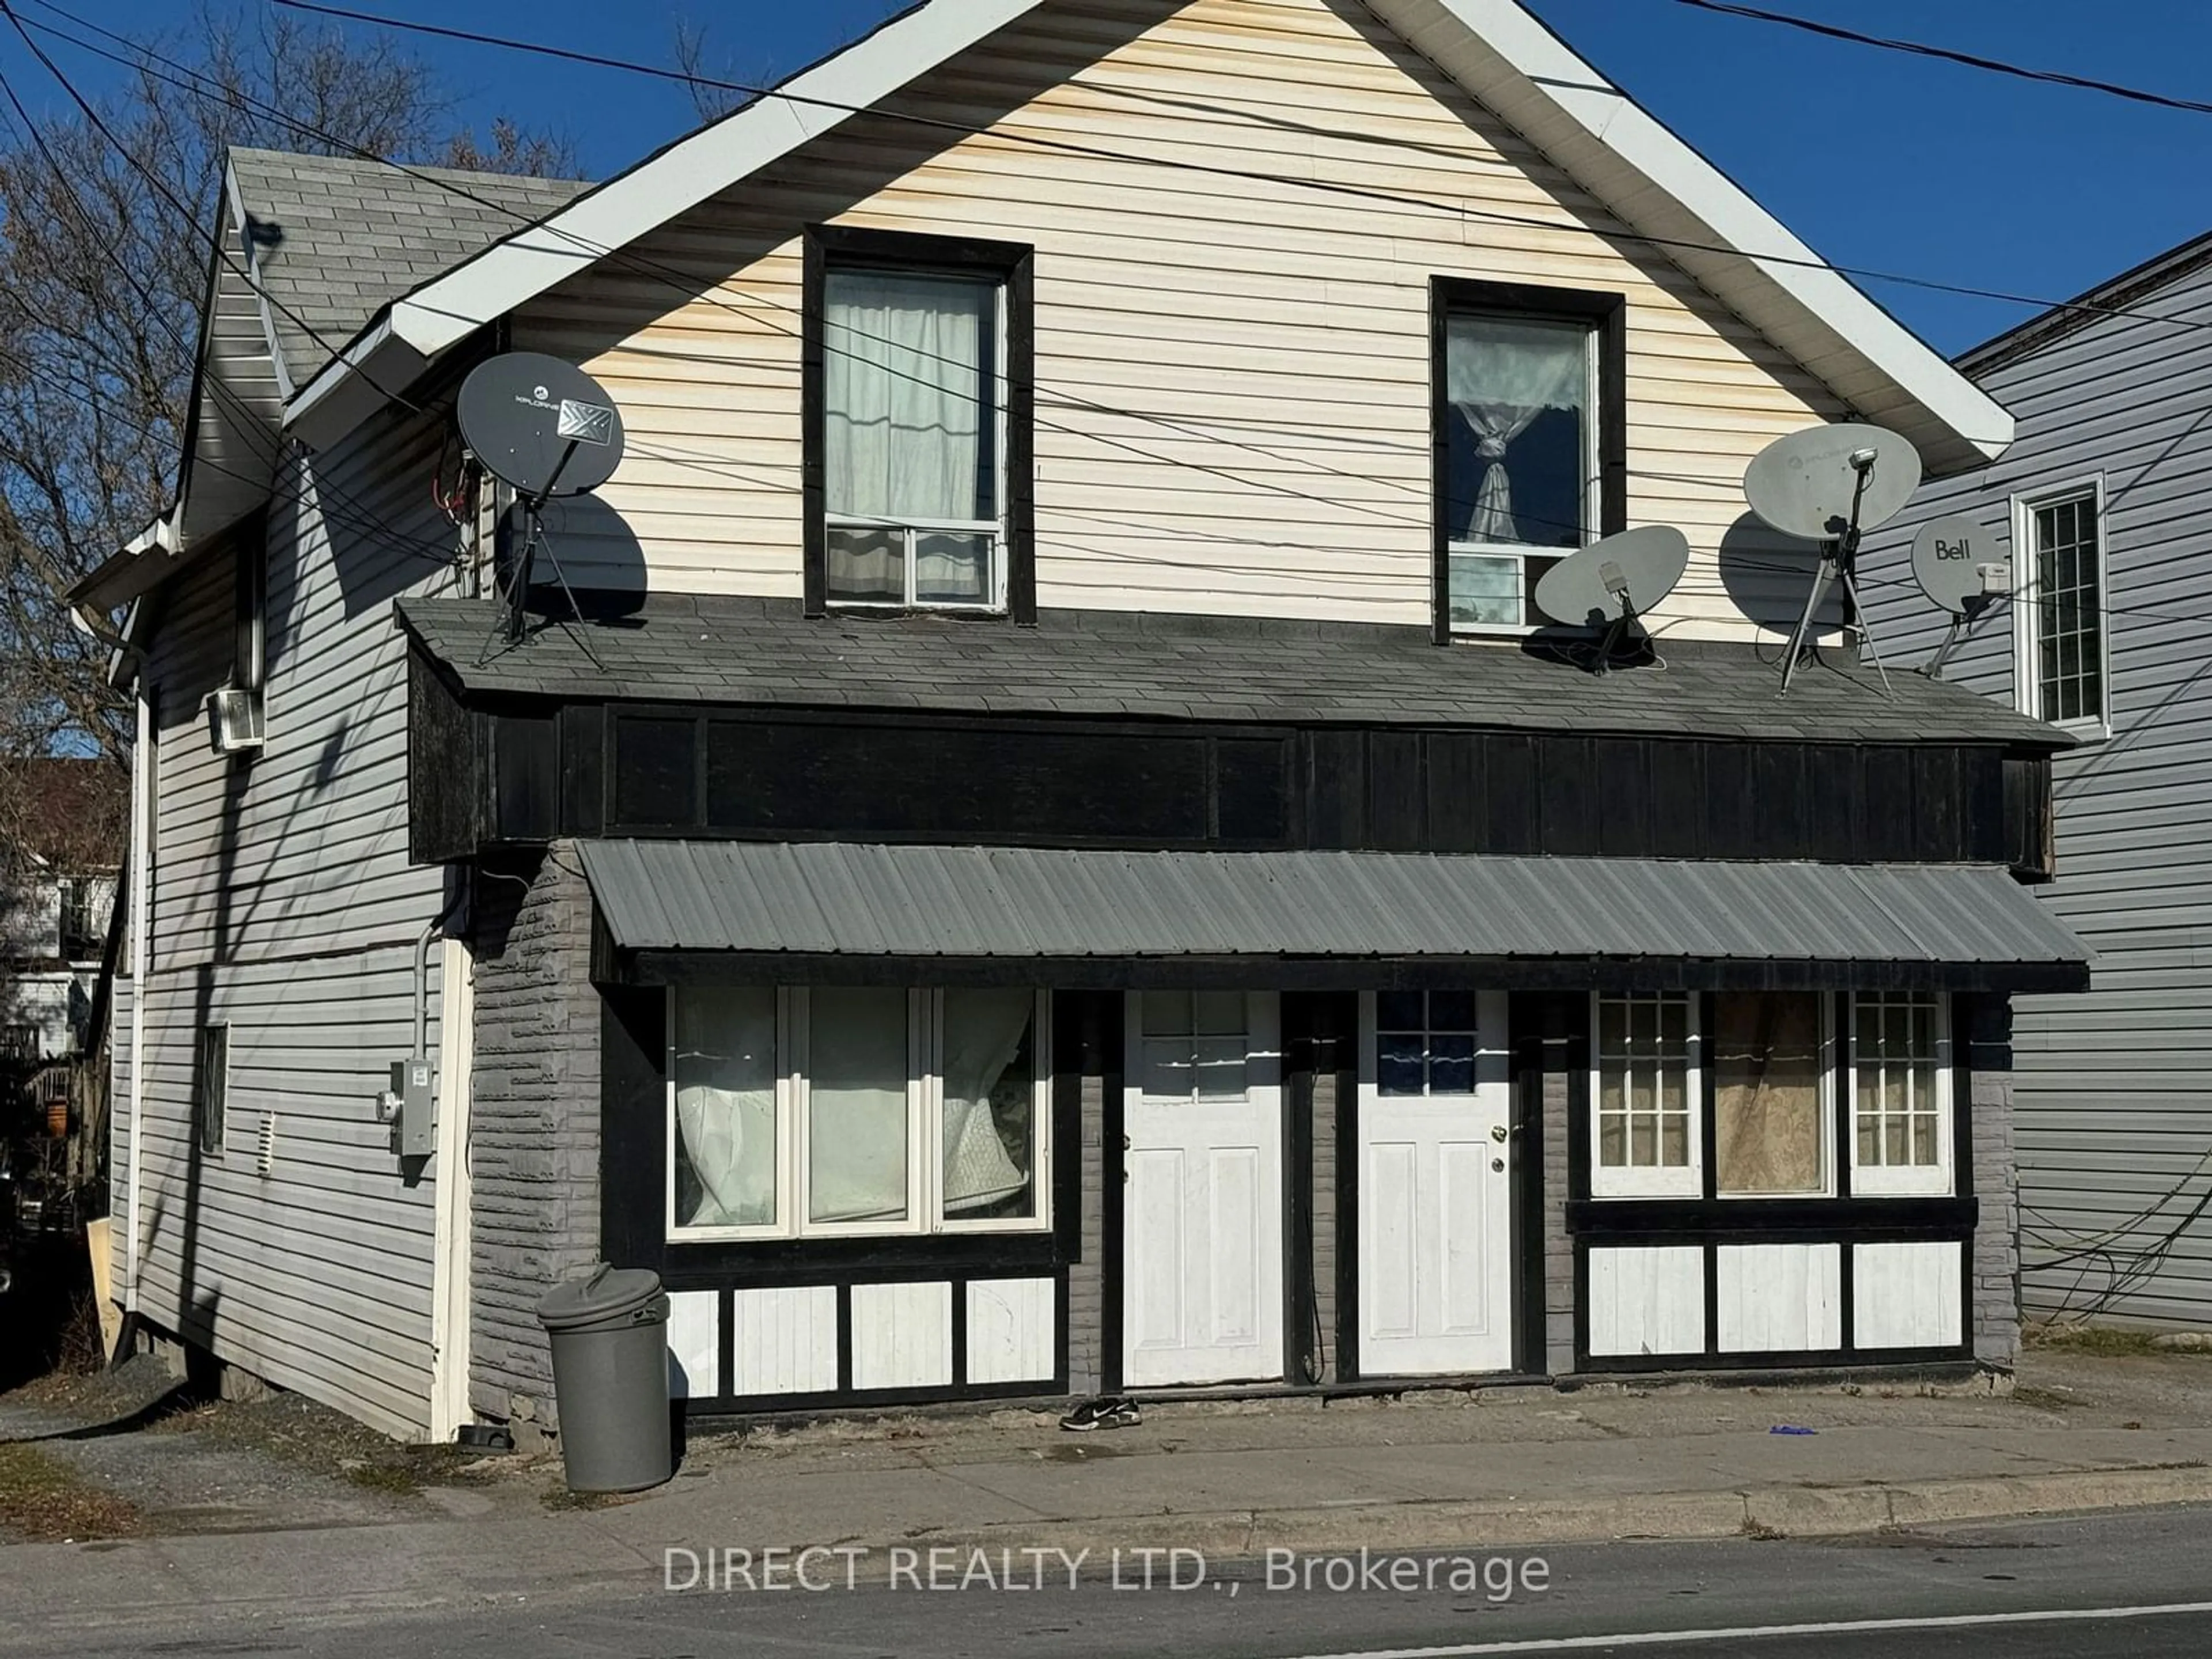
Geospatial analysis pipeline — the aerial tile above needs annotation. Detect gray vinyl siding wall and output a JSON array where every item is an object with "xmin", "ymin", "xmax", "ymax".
[
  {"xmin": 130, "ymin": 397, "xmax": 468, "ymax": 1437},
  {"xmin": 1862, "ymin": 261, "xmax": 2212, "ymax": 1329}
]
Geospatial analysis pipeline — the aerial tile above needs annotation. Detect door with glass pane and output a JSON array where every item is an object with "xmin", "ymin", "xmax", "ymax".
[
  {"xmin": 1358, "ymin": 990, "xmax": 1513, "ymax": 1376},
  {"xmin": 1122, "ymin": 991, "xmax": 1283, "ymax": 1388}
]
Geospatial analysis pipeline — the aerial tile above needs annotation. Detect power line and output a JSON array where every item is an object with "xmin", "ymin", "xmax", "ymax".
[
  {"xmin": 1669, "ymin": 0, "xmax": 2212, "ymax": 120},
  {"xmin": 260, "ymin": 0, "xmax": 2212, "ymax": 352}
]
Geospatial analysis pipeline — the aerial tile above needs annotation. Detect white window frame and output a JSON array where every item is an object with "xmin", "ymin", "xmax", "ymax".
[
  {"xmin": 823, "ymin": 266, "xmax": 1011, "ymax": 616},
  {"xmin": 2011, "ymin": 477, "xmax": 2111, "ymax": 740},
  {"xmin": 1711, "ymin": 994, "xmax": 1836, "ymax": 1201},
  {"xmin": 665, "ymin": 987, "xmax": 1051, "ymax": 1243},
  {"xmin": 1849, "ymin": 991, "xmax": 1955, "ymax": 1199},
  {"xmin": 1589, "ymin": 992, "xmax": 1701, "ymax": 1200},
  {"xmin": 1445, "ymin": 312, "xmax": 1601, "ymax": 638}
]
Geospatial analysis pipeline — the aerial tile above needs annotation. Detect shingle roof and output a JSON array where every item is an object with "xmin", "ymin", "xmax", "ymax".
[
  {"xmin": 228, "ymin": 148, "xmax": 590, "ymax": 387},
  {"xmin": 579, "ymin": 841, "xmax": 2090, "ymax": 987},
  {"xmin": 395, "ymin": 594, "xmax": 2073, "ymax": 748}
]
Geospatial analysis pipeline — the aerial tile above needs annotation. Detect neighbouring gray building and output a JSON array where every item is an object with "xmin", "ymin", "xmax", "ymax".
[{"xmin": 1865, "ymin": 231, "xmax": 2212, "ymax": 1332}]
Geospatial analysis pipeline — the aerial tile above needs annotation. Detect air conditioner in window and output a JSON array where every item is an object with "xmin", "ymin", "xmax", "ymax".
[{"xmin": 205, "ymin": 687, "xmax": 265, "ymax": 755}]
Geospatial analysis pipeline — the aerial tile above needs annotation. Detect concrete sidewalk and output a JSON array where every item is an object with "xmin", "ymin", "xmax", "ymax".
[{"xmin": 4, "ymin": 1348, "xmax": 2211, "ymax": 1639}]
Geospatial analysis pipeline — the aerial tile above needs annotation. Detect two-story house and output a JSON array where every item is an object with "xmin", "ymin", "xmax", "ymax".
[
  {"xmin": 2, "ymin": 758, "xmax": 122, "ymax": 1065},
  {"xmin": 77, "ymin": 0, "xmax": 2086, "ymax": 1444},
  {"xmin": 1866, "ymin": 230, "xmax": 2212, "ymax": 1336}
]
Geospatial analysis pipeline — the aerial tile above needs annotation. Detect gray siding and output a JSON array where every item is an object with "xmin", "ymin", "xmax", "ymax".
[
  {"xmin": 1863, "ymin": 266, "xmax": 2212, "ymax": 1329},
  {"xmin": 128, "ymin": 396, "xmax": 470, "ymax": 1438},
  {"xmin": 468, "ymin": 846, "xmax": 602, "ymax": 1429}
]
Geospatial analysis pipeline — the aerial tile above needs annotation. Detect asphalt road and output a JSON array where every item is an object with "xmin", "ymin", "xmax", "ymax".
[{"xmin": 12, "ymin": 1505, "xmax": 2212, "ymax": 1658}]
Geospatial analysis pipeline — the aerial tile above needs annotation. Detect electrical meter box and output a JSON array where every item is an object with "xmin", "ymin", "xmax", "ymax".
[{"xmin": 389, "ymin": 1057, "xmax": 437, "ymax": 1158}]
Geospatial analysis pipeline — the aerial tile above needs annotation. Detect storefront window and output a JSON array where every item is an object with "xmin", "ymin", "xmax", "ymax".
[
  {"xmin": 1713, "ymin": 993, "xmax": 1830, "ymax": 1198},
  {"xmin": 1852, "ymin": 992, "xmax": 1952, "ymax": 1196},
  {"xmin": 1592, "ymin": 993, "xmax": 1697, "ymax": 1198},
  {"xmin": 940, "ymin": 988, "xmax": 1041, "ymax": 1222},
  {"xmin": 667, "ymin": 987, "xmax": 1050, "ymax": 1240}
]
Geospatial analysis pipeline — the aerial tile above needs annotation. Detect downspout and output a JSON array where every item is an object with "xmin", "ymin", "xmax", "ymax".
[{"xmin": 125, "ymin": 686, "xmax": 152, "ymax": 1312}]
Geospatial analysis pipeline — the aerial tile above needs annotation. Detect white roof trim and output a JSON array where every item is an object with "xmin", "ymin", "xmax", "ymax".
[{"xmin": 282, "ymin": 0, "xmax": 2010, "ymax": 470}]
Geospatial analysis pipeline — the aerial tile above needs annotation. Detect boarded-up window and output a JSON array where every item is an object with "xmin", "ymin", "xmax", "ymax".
[
  {"xmin": 1713, "ymin": 993, "xmax": 1825, "ymax": 1197},
  {"xmin": 196, "ymin": 1024, "xmax": 229, "ymax": 1159}
]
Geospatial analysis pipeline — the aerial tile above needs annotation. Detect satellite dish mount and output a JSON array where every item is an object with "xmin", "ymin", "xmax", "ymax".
[
  {"xmin": 1743, "ymin": 424, "xmax": 1923, "ymax": 696},
  {"xmin": 1531, "ymin": 525, "xmax": 1691, "ymax": 675},
  {"xmin": 456, "ymin": 352, "xmax": 628, "ymax": 652}
]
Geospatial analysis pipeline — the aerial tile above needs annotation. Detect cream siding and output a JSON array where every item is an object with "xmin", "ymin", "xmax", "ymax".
[
  {"xmin": 517, "ymin": 0, "xmax": 1842, "ymax": 637},
  {"xmin": 132, "ymin": 399, "xmax": 465, "ymax": 1438}
]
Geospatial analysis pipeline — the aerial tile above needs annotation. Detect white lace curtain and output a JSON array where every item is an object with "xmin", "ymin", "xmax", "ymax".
[
  {"xmin": 824, "ymin": 270, "xmax": 993, "ymax": 594},
  {"xmin": 1446, "ymin": 316, "xmax": 1586, "ymax": 546},
  {"xmin": 673, "ymin": 986, "xmax": 777, "ymax": 1229}
]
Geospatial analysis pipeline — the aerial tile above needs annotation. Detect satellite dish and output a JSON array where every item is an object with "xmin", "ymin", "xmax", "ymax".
[
  {"xmin": 1533, "ymin": 525, "xmax": 1690, "ymax": 630},
  {"xmin": 1744, "ymin": 423, "xmax": 1922, "ymax": 543},
  {"xmin": 1910, "ymin": 514, "xmax": 2003, "ymax": 616},
  {"xmin": 457, "ymin": 351, "xmax": 626, "ymax": 501},
  {"xmin": 456, "ymin": 352, "xmax": 627, "ymax": 654}
]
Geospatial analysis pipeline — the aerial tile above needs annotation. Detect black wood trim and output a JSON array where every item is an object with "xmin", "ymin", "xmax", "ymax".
[
  {"xmin": 1833, "ymin": 990, "xmax": 1855, "ymax": 1200},
  {"xmin": 1576, "ymin": 1343, "xmax": 1974, "ymax": 1376},
  {"xmin": 1509, "ymin": 1003, "xmax": 1548, "ymax": 1375},
  {"xmin": 1101, "ymin": 992, "xmax": 1127, "ymax": 1396},
  {"xmin": 1428, "ymin": 276, "xmax": 1629, "ymax": 643},
  {"xmin": 1568, "ymin": 1197, "xmax": 1980, "ymax": 1235},
  {"xmin": 1698, "ymin": 990, "xmax": 1719, "ymax": 1202},
  {"xmin": 688, "ymin": 1378, "xmax": 1064, "ymax": 1418},
  {"xmin": 834, "ymin": 1283, "xmax": 853, "ymax": 1394},
  {"xmin": 801, "ymin": 230, "xmax": 826, "ymax": 618},
  {"xmin": 1702, "ymin": 1239, "xmax": 1721, "ymax": 1361},
  {"xmin": 617, "ymin": 952, "xmax": 2088, "ymax": 996},
  {"xmin": 801, "ymin": 224, "xmax": 1036, "ymax": 623}
]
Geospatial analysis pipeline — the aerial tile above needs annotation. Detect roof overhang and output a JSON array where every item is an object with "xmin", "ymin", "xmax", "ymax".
[
  {"xmin": 278, "ymin": 0, "xmax": 2011, "ymax": 471},
  {"xmin": 579, "ymin": 841, "xmax": 2090, "ymax": 993}
]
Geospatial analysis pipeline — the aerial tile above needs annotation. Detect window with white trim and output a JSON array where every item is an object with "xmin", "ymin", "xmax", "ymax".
[
  {"xmin": 1850, "ymin": 992, "xmax": 1952, "ymax": 1197},
  {"xmin": 2014, "ymin": 483, "xmax": 2108, "ymax": 731},
  {"xmin": 667, "ymin": 987, "xmax": 1050, "ymax": 1240},
  {"xmin": 1442, "ymin": 310, "xmax": 1599, "ymax": 633},
  {"xmin": 1591, "ymin": 993, "xmax": 1698, "ymax": 1198},
  {"xmin": 823, "ymin": 266, "xmax": 1007, "ymax": 611}
]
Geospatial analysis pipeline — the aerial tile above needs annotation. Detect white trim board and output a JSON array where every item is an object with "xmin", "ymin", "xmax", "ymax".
[{"xmin": 281, "ymin": 0, "xmax": 2010, "ymax": 471}]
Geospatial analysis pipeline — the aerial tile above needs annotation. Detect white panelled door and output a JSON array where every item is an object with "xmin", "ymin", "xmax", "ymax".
[
  {"xmin": 1123, "ymin": 991, "xmax": 1283, "ymax": 1388},
  {"xmin": 1359, "ymin": 990, "xmax": 1513, "ymax": 1376}
]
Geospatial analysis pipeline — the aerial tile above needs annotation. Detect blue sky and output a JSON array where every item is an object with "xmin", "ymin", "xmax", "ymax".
[{"xmin": 4, "ymin": 0, "xmax": 2204, "ymax": 355}]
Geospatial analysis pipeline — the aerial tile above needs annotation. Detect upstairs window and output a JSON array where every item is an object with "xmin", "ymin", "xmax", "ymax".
[
  {"xmin": 2014, "ymin": 482, "xmax": 2108, "ymax": 732},
  {"xmin": 1434, "ymin": 281, "xmax": 1623, "ymax": 640},
  {"xmin": 806, "ymin": 228, "xmax": 1034, "ymax": 620}
]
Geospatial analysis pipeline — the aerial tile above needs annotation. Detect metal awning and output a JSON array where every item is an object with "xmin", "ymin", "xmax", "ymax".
[{"xmin": 577, "ymin": 842, "xmax": 2090, "ymax": 993}]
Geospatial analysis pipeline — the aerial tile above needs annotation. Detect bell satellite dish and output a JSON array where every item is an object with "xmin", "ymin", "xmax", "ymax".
[
  {"xmin": 1533, "ymin": 525, "xmax": 1689, "ymax": 671},
  {"xmin": 1911, "ymin": 513, "xmax": 2013, "ymax": 678},
  {"xmin": 456, "ymin": 352, "xmax": 627, "ymax": 650},
  {"xmin": 1746, "ymin": 423, "xmax": 1925, "ymax": 695},
  {"xmin": 1744, "ymin": 422, "xmax": 1921, "ymax": 544}
]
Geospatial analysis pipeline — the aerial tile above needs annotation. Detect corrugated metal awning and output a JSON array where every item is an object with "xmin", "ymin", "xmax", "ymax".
[{"xmin": 577, "ymin": 842, "xmax": 2090, "ymax": 991}]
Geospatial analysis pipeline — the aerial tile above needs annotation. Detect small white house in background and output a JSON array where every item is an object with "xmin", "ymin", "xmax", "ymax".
[
  {"xmin": 1, "ymin": 759, "xmax": 123, "ymax": 1063},
  {"xmin": 79, "ymin": 0, "xmax": 2088, "ymax": 1445},
  {"xmin": 1866, "ymin": 230, "xmax": 2212, "ymax": 1334}
]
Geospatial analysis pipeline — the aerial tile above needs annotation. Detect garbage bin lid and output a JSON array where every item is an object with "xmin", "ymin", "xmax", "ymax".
[{"xmin": 537, "ymin": 1264, "xmax": 665, "ymax": 1331}]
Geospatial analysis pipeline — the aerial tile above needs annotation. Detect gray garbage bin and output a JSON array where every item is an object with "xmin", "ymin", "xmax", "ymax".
[{"xmin": 537, "ymin": 1264, "xmax": 673, "ymax": 1493}]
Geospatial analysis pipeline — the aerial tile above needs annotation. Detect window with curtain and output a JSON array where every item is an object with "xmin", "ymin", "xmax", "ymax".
[
  {"xmin": 823, "ymin": 267, "xmax": 1003, "ymax": 610},
  {"xmin": 1713, "ymin": 993, "xmax": 1830, "ymax": 1198},
  {"xmin": 1851, "ymin": 992, "xmax": 1951, "ymax": 1196},
  {"xmin": 667, "ymin": 987, "xmax": 1048, "ymax": 1239},
  {"xmin": 1592, "ymin": 993, "xmax": 1696, "ymax": 1198},
  {"xmin": 1444, "ymin": 311, "xmax": 1596, "ymax": 632}
]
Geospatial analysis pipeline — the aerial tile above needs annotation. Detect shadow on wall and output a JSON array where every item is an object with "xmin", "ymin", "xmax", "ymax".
[
  {"xmin": 523, "ymin": 494, "xmax": 648, "ymax": 621},
  {"xmin": 1715, "ymin": 512, "xmax": 1844, "ymax": 639}
]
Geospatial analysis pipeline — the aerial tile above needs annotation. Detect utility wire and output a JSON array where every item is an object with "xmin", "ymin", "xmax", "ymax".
[
  {"xmin": 259, "ymin": 0, "xmax": 2212, "ymax": 354},
  {"xmin": 1669, "ymin": 0, "xmax": 2212, "ymax": 120}
]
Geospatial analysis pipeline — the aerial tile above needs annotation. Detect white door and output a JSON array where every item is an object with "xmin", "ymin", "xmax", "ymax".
[
  {"xmin": 1123, "ymin": 991, "xmax": 1283, "ymax": 1388},
  {"xmin": 1358, "ymin": 990, "xmax": 1513, "ymax": 1376}
]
